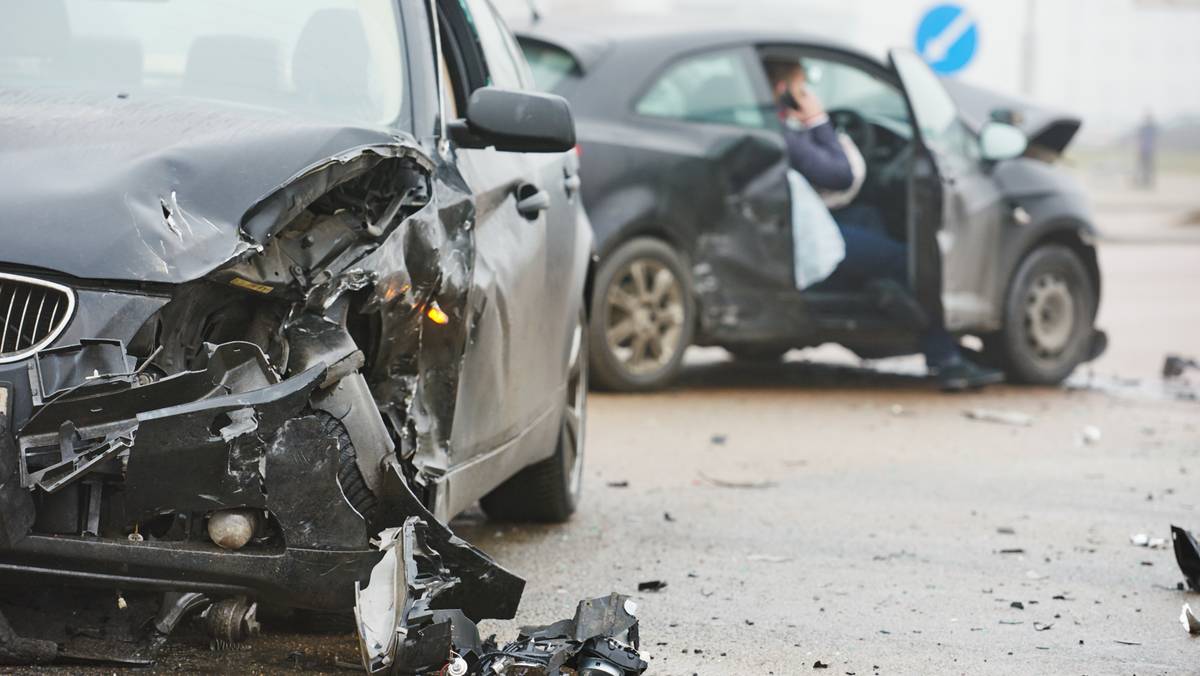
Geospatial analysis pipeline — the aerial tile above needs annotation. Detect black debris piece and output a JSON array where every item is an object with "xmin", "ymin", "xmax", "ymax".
[
  {"xmin": 607, "ymin": 480, "xmax": 631, "ymax": 488},
  {"xmin": 998, "ymin": 549, "xmax": 1026, "ymax": 555},
  {"xmin": 813, "ymin": 660, "xmax": 830, "ymax": 669},
  {"xmin": 1172, "ymin": 525, "xmax": 1200, "ymax": 591},
  {"xmin": 1163, "ymin": 355, "xmax": 1199, "ymax": 378},
  {"xmin": 711, "ymin": 434, "xmax": 728, "ymax": 445},
  {"xmin": 638, "ymin": 580, "xmax": 668, "ymax": 593},
  {"xmin": 1010, "ymin": 602, "xmax": 1025, "ymax": 610},
  {"xmin": 664, "ymin": 512, "xmax": 676, "ymax": 522},
  {"xmin": 996, "ymin": 527, "xmax": 1016, "ymax": 535}
]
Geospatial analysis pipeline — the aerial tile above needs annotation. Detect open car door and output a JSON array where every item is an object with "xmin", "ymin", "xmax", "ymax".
[{"xmin": 889, "ymin": 48, "xmax": 1011, "ymax": 330}]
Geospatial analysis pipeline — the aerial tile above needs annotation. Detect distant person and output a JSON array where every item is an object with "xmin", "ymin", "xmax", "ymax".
[
  {"xmin": 1137, "ymin": 111, "xmax": 1158, "ymax": 189},
  {"xmin": 765, "ymin": 58, "xmax": 1004, "ymax": 391}
]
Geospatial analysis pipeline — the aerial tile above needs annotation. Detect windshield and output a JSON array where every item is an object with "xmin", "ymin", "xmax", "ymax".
[{"xmin": 0, "ymin": 0, "xmax": 406, "ymax": 126}]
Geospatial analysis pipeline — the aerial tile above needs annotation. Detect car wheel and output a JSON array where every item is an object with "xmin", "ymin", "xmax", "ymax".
[
  {"xmin": 481, "ymin": 310, "xmax": 587, "ymax": 522},
  {"xmin": 988, "ymin": 244, "xmax": 1097, "ymax": 385},
  {"xmin": 589, "ymin": 238, "xmax": 694, "ymax": 391}
]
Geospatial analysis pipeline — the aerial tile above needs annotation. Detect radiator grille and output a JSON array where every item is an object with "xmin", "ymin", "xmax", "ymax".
[{"xmin": 0, "ymin": 273, "xmax": 74, "ymax": 363}]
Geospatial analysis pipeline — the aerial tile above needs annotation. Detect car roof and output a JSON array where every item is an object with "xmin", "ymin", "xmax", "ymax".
[{"xmin": 514, "ymin": 15, "xmax": 877, "ymax": 74}]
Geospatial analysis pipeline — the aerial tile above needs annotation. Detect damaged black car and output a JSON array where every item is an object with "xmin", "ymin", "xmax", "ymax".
[{"xmin": 0, "ymin": 0, "xmax": 606, "ymax": 672}]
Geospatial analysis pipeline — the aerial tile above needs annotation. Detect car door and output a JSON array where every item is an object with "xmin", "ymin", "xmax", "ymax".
[
  {"xmin": 632, "ymin": 46, "xmax": 795, "ymax": 339},
  {"xmin": 889, "ymin": 49, "xmax": 1009, "ymax": 330},
  {"xmin": 441, "ymin": 0, "xmax": 566, "ymax": 476}
]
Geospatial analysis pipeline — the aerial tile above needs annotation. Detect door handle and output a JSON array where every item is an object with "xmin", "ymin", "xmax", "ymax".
[
  {"xmin": 563, "ymin": 174, "xmax": 582, "ymax": 198},
  {"xmin": 515, "ymin": 184, "xmax": 551, "ymax": 220}
]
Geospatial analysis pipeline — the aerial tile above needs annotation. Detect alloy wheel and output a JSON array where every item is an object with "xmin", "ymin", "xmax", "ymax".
[{"xmin": 603, "ymin": 258, "xmax": 686, "ymax": 376}]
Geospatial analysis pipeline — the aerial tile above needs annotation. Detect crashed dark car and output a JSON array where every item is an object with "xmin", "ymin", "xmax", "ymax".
[
  {"xmin": 517, "ymin": 22, "xmax": 1107, "ymax": 391},
  {"xmin": 0, "ymin": 0, "xmax": 608, "ymax": 671}
]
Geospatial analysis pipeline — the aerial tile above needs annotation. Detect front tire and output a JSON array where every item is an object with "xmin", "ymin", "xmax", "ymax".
[
  {"xmin": 589, "ymin": 238, "xmax": 694, "ymax": 392},
  {"xmin": 481, "ymin": 310, "xmax": 587, "ymax": 523},
  {"xmin": 988, "ymin": 245, "xmax": 1098, "ymax": 385}
]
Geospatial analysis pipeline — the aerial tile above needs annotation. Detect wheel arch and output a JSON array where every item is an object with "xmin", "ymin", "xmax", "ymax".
[{"xmin": 996, "ymin": 218, "xmax": 1101, "ymax": 320}]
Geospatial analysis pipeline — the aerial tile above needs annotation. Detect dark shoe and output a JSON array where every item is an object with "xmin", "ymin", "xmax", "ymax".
[{"xmin": 934, "ymin": 359, "xmax": 1005, "ymax": 392}]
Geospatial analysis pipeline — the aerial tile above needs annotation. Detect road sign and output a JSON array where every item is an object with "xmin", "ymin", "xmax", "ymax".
[{"xmin": 915, "ymin": 4, "xmax": 979, "ymax": 75}]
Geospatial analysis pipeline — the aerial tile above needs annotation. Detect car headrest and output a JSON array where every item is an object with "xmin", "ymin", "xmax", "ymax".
[
  {"xmin": 292, "ymin": 9, "xmax": 372, "ymax": 118},
  {"xmin": 185, "ymin": 35, "xmax": 282, "ymax": 104}
]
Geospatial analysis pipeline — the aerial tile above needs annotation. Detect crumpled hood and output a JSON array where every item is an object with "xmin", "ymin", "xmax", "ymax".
[
  {"xmin": 943, "ymin": 79, "xmax": 1082, "ymax": 155},
  {"xmin": 0, "ymin": 88, "xmax": 420, "ymax": 283}
]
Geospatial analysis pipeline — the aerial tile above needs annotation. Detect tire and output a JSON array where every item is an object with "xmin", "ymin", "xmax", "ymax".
[
  {"xmin": 315, "ymin": 410, "xmax": 378, "ymax": 521},
  {"xmin": 588, "ymin": 237, "xmax": 695, "ymax": 392},
  {"xmin": 481, "ymin": 310, "xmax": 587, "ymax": 523},
  {"xmin": 987, "ymin": 245, "xmax": 1098, "ymax": 385}
]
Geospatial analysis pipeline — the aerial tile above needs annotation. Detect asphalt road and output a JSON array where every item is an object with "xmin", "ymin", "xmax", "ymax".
[{"xmin": 19, "ymin": 176, "xmax": 1200, "ymax": 675}]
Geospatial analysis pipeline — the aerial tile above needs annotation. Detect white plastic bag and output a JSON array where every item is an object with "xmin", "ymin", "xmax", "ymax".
[{"xmin": 788, "ymin": 169, "xmax": 845, "ymax": 290}]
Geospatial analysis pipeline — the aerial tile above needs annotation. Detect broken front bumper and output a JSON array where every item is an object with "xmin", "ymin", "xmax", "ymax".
[{"xmin": 0, "ymin": 341, "xmax": 521, "ymax": 616}]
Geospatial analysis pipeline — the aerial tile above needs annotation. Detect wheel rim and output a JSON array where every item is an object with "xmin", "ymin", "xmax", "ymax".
[
  {"xmin": 604, "ymin": 258, "xmax": 685, "ymax": 376},
  {"xmin": 1023, "ymin": 272, "xmax": 1076, "ymax": 358},
  {"xmin": 562, "ymin": 316, "xmax": 586, "ymax": 502}
]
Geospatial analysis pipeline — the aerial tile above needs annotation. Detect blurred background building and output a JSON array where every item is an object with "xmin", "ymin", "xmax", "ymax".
[{"xmin": 497, "ymin": 0, "xmax": 1200, "ymax": 174}]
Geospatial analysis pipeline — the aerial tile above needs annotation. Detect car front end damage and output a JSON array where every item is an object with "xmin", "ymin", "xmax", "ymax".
[{"xmin": 0, "ymin": 97, "xmax": 645, "ymax": 672}]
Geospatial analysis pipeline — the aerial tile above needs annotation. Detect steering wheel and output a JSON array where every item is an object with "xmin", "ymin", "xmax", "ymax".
[{"xmin": 828, "ymin": 108, "xmax": 876, "ymax": 159}]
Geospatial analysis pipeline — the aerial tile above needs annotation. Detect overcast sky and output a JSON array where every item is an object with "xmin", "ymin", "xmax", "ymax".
[{"xmin": 499, "ymin": 0, "xmax": 1200, "ymax": 143}]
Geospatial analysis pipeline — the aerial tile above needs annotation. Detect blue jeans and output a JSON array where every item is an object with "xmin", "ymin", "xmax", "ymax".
[{"xmin": 821, "ymin": 208, "xmax": 961, "ymax": 367}]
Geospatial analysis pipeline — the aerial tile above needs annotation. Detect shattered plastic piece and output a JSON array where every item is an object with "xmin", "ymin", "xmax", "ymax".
[
  {"xmin": 1181, "ymin": 604, "xmax": 1200, "ymax": 635},
  {"xmin": 963, "ymin": 408, "xmax": 1034, "ymax": 427},
  {"xmin": 698, "ymin": 471, "xmax": 776, "ymax": 489},
  {"xmin": 747, "ymin": 554, "xmax": 792, "ymax": 563},
  {"xmin": 1079, "ymin": 425, "xmax": 1102, "ymax": 446},
  {"xmin": 637, "ymin": 580, "xmax": 668, "ymax": 593},
  {"xmin": 1033, "ymin": 622, "xmax": 1052, "ymax": 631},
  {"xmin": 1130, "ymin": 533, "xmax": 1168, "ymax": 549},
  {"xmin": 1163, "ymin": 354, "xmax": 1199, "ymax": 378},
  {"xmin": 1172, "ymin": 525, "xmax": 1200, "ymax": 591}
]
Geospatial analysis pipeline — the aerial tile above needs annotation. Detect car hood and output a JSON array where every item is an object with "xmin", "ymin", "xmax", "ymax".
[
  {"xmin": 943, "ymin": 79, "xmax": 1082, "ymax": 155},
  {"xmin": 0, "ymin": 88, "xmax": 423, "ymax": 283}
]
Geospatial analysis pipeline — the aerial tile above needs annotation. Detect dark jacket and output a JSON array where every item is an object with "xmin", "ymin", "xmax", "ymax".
[{"xmin": 782, "ymin": 115, "xmax": 854, "ymax": 192}]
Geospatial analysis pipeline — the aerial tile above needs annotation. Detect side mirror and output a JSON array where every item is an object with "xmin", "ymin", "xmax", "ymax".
[
  {"xmin": 449, "ymin": 87, "xmax": 576, "ymax": 153},
  {"xmin": 979, "ymin": 122, "xmax": 1028, "ymax": 161}
]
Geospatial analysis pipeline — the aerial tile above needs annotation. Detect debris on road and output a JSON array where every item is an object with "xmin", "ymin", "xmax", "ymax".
[
  {"xmin": 813, "ymin": 659, "xmax": 830, "ymax": 669},
  {"xmin": 1163, "ymin": 354, "xmax": 1199, "ymax": 378},
  {"xmin": 607, "ymin": 480, "xmax": 631, "ymax": 488},
  {"xmin": 355, "ymin": 519, "xmax": 649, "ymax": 674},
  {"xmin": 1010, "ymin": 601, "xmax": 1025, "ymax": 610},
  {"xmin": 1173, "ymin": 525, "xmax": 1200, "ymax": 591},
  {"xmin": 963, "ymin": 408, "xmax": 1034, "ymax": 427},
  {"xmin": 997, "ymin": 527, "xmax": 1016, "ymax": 535},
  {"xmin": 1078, "ymin": 425, "xmax": 1103, "ymax": 446},
  {"xmin": 1182, "ymin": 604, "xmax": 1200, "ymax": 635},
  {"xmin": 711, "ymin": 434, "xmax": 728, "ymax": 445},
  {"xmin": 637, "ymin": 580, "xmax": 668, "ymax": 593},
  {"xmin": 1130, "ymin": 533, "xmax": 1168, "ymax": 549},
  {"xmin": 1033, "ymin": 622, "xmax": 1053, "ymax": 632},
  {"xmin": 747, "ymin": 553, "xmax": 793, "ymax": 563},
  {"xmin": 698, "ymin": 471, "xmax": 776, "ymax": 489}
]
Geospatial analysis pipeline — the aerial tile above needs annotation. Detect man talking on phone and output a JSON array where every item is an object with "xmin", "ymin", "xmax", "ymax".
[{"xmin": 765, "ymin": 58, "xmax": 1004, "ymax": 392}]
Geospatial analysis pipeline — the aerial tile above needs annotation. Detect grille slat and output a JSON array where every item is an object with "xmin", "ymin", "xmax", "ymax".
[{"xmin": 0, "ymin": 274, "xmax": 74, "ymax": 363}]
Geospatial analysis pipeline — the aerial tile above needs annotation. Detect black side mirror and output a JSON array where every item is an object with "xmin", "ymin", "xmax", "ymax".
[{"xmin": 449, "ymin": 87, "xmax": 576, "ymax": 153}]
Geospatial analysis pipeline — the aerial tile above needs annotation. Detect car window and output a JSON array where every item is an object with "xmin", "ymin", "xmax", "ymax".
[
  {"xmin": 636, "ymin": 49, "xmax": 766, "ymax": 129},
  {"xmin": 461, "ymin": 0, "xmax": 530, "ymax": 90},
  {"xmin": 890, "ymin": 49, "xmax": 977, "ymax": 161},
  {"xmin": 0, "ymin": 0, "xmax": 405, "ymax": 126},
  {"xmin": 799, "ymin": 57, "xmax": 910, "ymax": 127},
  {"xmin": 518, "ymin": 39, "xmax": 580, "ymax": 93}
]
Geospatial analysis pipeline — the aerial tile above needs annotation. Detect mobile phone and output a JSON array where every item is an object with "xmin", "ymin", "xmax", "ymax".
[{"xmin": 779, "ymin": 89, "xmax": 801, "ymax": 112}]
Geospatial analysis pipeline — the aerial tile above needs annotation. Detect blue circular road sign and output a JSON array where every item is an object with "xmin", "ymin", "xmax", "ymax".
[{"xmin": 915, "ymin": 4, "xmax": 979, "ymax": 75}]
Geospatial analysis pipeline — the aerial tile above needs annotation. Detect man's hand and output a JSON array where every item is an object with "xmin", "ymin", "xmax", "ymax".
[{"xmin": 795, "ymin": 88, "xmax": 826, "ymax": 125}]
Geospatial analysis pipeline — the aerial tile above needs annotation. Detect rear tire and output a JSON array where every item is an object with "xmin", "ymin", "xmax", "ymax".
[
  {"xmin": 481, "ymin": 310, "xmax": 587, "ymax": 523},
  {"xmin": 589, "ymin": 238, "xmax": 694, "ymax": 392},
  {"xmin": 987, "ymin": 245, "xmax": 1097, "ymax": 385}
]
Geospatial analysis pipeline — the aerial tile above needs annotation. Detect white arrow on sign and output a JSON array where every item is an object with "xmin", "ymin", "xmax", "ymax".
[{"xmin": 922, "ymin": 10, "xmax": 976, "ymax": 63}]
